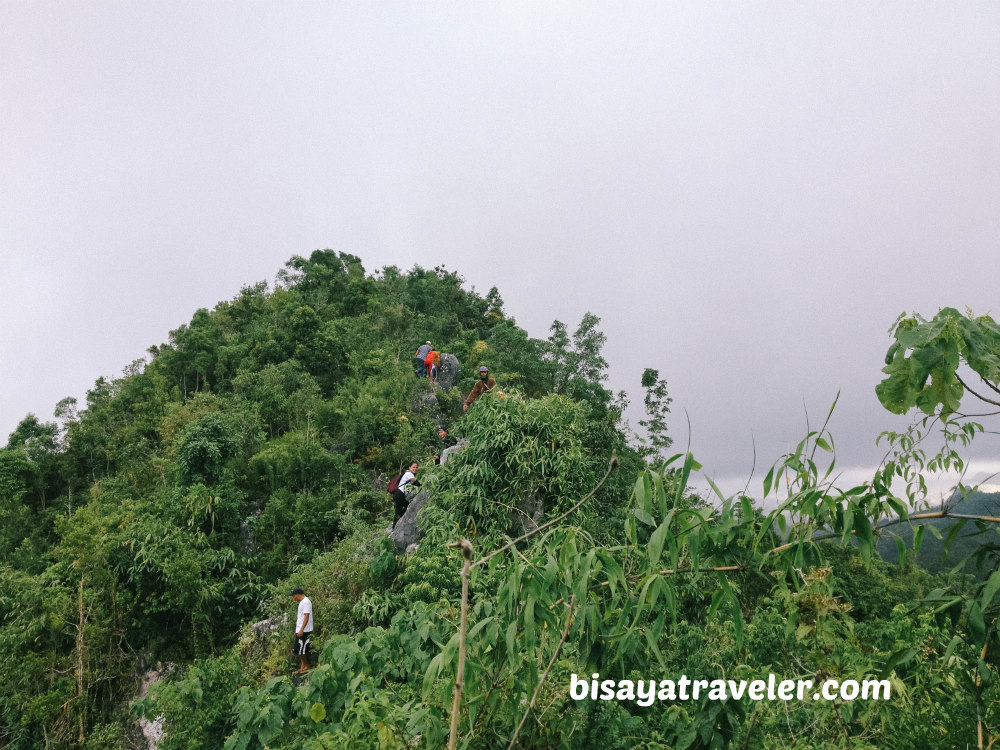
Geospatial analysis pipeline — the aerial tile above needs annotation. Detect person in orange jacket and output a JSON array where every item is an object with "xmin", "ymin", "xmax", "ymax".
[{"xmin": 424, "ymin": 349, "xmax": 441, "ymax": 384}]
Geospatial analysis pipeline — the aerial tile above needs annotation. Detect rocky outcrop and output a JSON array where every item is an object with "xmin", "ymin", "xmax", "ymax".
[
  {"xmin": 239, "ymin": 500, "xmax": 261, "ymax": 556},
  {"xmin": 437, "ymin": 353, "xmax": 460, "ymax": 390},
  {"xmin": 439, "ymin": 438, "xmax": 469, "ymax": 466},
  {"xmin": 411, "ymin": 385, "xmax": 440, "ymax": 414},
  {"xmin": 386, "ymin": 437, "xmax": 470, "ymax": 552},
  {"xmin": 251, "ymin": 613, "xmax": 288, "ymax": 642},
  {"xmin": 411, "ymin": 352, "xmax": 459, "ymax": 412},
  {"xmin": 389, "ymin": 490, "xmax": 431, "ymax": 552},
  {"xmin": 510, "ymin": 493, "xmax": 545, "ymax": 536},
  {"xmin": 133, "ymin": 662, "xmax": 173, "ymax": 750}
]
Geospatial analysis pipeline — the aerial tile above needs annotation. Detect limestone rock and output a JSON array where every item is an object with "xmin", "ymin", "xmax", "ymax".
[
  {"xmin": 133, "ymin": 662, "xmax": 173, "ymax": 750},
  {"xmin": 239, "ymin": 500, "xmax": 261, "ymax": 557},
  {"xmin": 251, "ymin": 613, "xmax": 288, "ymax": 642},
  {"xmin": 510, "ymin": 493, "xmax": 544, "ymax": 536},
  {"xmin": 439, "ymin": 438, "xmax": 469, "ymax": 466},
  {"xmin": 389, "ymin": 489, "xmax": 430, "ymax": 552},
  {"xmin": 411, "ymin": 386, "xmax": 440, "ymax": 413},
  {"xmin": 437, "ymin": 353, "xmax": 460, "ymax": 390}
]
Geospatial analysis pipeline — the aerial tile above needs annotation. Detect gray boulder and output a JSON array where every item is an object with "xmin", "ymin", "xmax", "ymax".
[
  {"xmin": 411, "ymin": 386, "xmax": 440, "ymax": 413},
  {"xmin": 133, "ymin": 662, "xmax": 173, "ymax": 750},
  {"xmin": 251, "ymin": 614, "xmax": 287, "ymax": 642},
  {"xmin": 437, "ymin": 353, "xmax": 460, "ymax": 390},
  {"xmin": 389, "ymin": 489, "xmax": 431, "ymax": 552}
]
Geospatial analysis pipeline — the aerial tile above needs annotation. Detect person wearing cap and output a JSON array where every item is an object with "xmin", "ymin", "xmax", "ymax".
[
  {"xmin": 463, "ymin": 366, "xmax": 497, "ymax": 411},
  {"xmin": 433, "ymin": 426, "xmax": 457, "ymax": 465},
  {"xmin": 414, "ymin": 341, "xmax": 432, "ymax": 377},
  {"xmin": 289, "ymin": 588, "xmax": 314, "ymax": 674}
]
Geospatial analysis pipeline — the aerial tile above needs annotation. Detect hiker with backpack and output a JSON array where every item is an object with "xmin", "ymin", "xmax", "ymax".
[
  {"xmin": 463, "ymin": 366, "xmax": 496, "ymax": 411},
  {"xmin": 388, "ymin": 461, "xmax": 422, "ymax": 525},
  {"xmin": 414, "ymin": 341, "xmax": 432, "ymax": 377}
]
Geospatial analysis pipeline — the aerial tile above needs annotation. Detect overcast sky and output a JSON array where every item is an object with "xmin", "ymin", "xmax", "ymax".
[{"xmin": 3, "ymin": 2, "xmax": 999, "ymax": 498}]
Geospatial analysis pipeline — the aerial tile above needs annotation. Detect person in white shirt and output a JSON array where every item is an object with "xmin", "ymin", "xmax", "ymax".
[
  {"xmin": 290, "ymin": 587, "xmax": 313, "ymax": 674},
  {"xmin": 391, "ymin": 462, "xmax": 422, "ymax": 525}
]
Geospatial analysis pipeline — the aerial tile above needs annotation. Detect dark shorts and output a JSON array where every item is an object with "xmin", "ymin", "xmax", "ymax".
[{"xmin": 295, "ymin": 633, "xmax": 312, "ymax": 656}]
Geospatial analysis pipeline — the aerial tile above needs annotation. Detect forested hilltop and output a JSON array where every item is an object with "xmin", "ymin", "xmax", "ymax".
[{"xmin": 1, "ymin": 254, "xmax": 998, "ymax": 750}]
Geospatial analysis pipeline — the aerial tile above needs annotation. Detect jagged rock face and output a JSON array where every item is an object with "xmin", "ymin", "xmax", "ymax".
[
  {"xmin": 410, "ymin": 353, "xmax": 458, "ymax": 428},
  {"xmin": 251, "ymin": 613, "xmax": 287, "ymax": 642},
  {"xmin": 134, "ymin": 663, "xmax": 172, "ymax": 750},
  {"xmin": 439, "ymin": 438, "xmax": 469, "ymax": 466},
  {"xmin": 437, "ymin": 353, "xmax": 460, "ymax": 390},
  {"xmin": 389, "ymin": 489, "xmax": 430, "ymax": 552},
  {"xmin": 510, "ymin": 493, "xmax": 545, "ymax": 536},
  {"xmin": 388, "ymin": 435, "xmax": 468, "ymax": 553},
  {"xmin": 411, "ymin": 386, "xmax": 440, "ymax": 414},
  {"xmin": 239, "ymin": 501, "xmax": 261, "ymax": 556}
]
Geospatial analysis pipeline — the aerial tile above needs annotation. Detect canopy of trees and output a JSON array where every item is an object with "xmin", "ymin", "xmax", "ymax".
[{"xmin": 1, "ymin": 259, "xmax": 997, "ymax": 750}]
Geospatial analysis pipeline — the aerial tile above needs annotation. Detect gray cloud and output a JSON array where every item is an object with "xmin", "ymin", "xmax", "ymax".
[{"xmin": 3, "ymin": 3, "xmax": 998, "ymax": 491}]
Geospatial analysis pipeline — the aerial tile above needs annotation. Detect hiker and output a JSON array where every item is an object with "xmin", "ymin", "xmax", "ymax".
[
  {"xmin": 424, "ymin": 348, "xmax": 441, "ymax": 384},
  {"xmin": 463, "ymin": 366, "xmax": 496, "ymax": 411},
  {"xmin": 389, "ymin": 461, "xmax": 422, "ymax": 525},
  {"xmin": 290, "ymin": 587, "xmax": 314, "ymax": 674},
  {"xmin": 433, "ymin": 426, "xmax": 457, "ymax": 465},
  {"xmin": 414, "ymin": 341, "xmax": 432, "ymax": 377}
]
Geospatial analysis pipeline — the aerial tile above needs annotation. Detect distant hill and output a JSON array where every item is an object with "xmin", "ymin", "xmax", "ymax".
[{"xmin": 877, "ymin": 487, "xmax": 1000, "ymax": 575}]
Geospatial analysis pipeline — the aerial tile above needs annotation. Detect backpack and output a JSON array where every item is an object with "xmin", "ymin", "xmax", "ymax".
[{"xmin": 387, "ymin": 473, "xmax": 403, "ymax": 493}]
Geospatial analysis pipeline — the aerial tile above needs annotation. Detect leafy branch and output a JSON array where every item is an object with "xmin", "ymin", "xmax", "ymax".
[{"xmin": 445, "ymin": 452, "xmax": 619, "ymax": 750}]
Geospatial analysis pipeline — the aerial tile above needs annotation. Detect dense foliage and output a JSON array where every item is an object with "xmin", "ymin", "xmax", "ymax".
[{"xmin": 2, "ymin": 259, "xmax": 998, "ymax": 750}]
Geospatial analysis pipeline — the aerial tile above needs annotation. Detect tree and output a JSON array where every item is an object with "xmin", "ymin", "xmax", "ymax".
[
  {"xmin": 277, "ymin": 250, "xmax": 372, "ymax": 316},
  {"xmin": 544, "ymin": 312, "xmax": 611, "ymax": 407},
  {"xmin": 876, "ymin": 307, "xmax": 1000, "ymax": 749},
  {"xmin": 638, "ymin": 367, "xmax": 673, "ymax": 460}
]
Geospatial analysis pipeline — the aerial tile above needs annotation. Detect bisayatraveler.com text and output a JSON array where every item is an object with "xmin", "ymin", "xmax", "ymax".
[{"xmin": 570, "ymin": 673, "xmax": 891, "ymax": 706}]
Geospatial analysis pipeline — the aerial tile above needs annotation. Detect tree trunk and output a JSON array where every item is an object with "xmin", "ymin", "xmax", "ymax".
[{"xmin": 75, "ymin": 574, "xmax": 86, "ymax": 747}]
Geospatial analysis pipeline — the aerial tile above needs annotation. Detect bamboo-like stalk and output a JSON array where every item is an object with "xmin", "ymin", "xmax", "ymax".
[
  {"xmin": 446, "ymin": 453, "xmax": 619, "ymax": 749},
  {"xmin": 76, "ymin": 575, "xmax": 85, "ymax": 747},
  {"xmin": 977, "ymin": 627, "xmax": 991, "ymax": 750},
  {"xmin": 507, "ymin": 595, "xmax": 576, "ymax": 750},
  {"xmin": 659, "ymin": 565, "xmax": 743, "ymax": 575},
  {"xmin": 446, "ymin": 538, "xmax": 474, "ymax": 750}
]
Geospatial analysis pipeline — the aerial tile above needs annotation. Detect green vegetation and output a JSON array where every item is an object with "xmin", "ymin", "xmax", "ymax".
[{"xmin": 1, "ymin": 260, "xmax": 998, "ymax": 749}]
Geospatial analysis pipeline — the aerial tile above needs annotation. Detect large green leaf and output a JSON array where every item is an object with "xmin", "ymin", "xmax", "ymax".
[
  {"xmin": 878, "ymin": 648, "xmax": 917, "ymax": 680},
  {"xmin": 969, "ymin": 601, "xmax": 986, "ymax": 648},
  {"xmin": 875, "ymin": 355, "xmax": 919, "ymax": 415},
  {"xmin": 309, "ymin": 701, "xmax": 327, "ymax": 723},
  {"xmin": 648, "ymin": 516, "xmax": 670, "ymax": 568},
  {"xmin": 981, "ymin": 569, "xmax": 1000, "ymax": 611}
]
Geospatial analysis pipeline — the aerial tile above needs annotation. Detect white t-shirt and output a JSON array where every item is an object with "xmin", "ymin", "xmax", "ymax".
[
  {"xmin": 398, "ymin": 471, "xmax": 417, "ymax": 492},
  {"xmin": 296, "ymin": 596, "xmax": 313, "ymax": 633}
]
